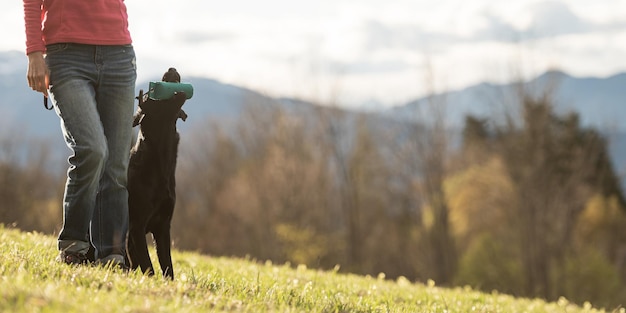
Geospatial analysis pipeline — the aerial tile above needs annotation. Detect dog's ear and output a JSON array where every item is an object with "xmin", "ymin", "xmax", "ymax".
[
  {"xmin": 132, "ymin": 108, "xmax": 144, "ymax": 127},
  {"xmin": 133, "ymin": 89, "xmax": 146, "ymax": 127},
  {"xmin": 178, "ymin": 109, "xmax": 188, "ymax": 122}
]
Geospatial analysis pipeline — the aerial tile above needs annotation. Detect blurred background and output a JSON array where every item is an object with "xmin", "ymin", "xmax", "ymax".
[{"xmin": 2, "ymin": 0, "xmax": 626, "ymax": 309}]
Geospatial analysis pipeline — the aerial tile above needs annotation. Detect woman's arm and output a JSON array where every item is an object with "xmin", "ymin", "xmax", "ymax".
[
  {"xmin": 24, "ymin": 0, "xmax": 48, "ymax": 95},
  {"xmin": 24, "ymin": 0, "xmax": 45, "ymax": 54}
]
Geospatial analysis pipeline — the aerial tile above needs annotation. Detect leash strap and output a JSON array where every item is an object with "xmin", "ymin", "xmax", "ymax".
[{"xmin": 43, "ymin": 96, "xmax": 53, "ymax": 110}]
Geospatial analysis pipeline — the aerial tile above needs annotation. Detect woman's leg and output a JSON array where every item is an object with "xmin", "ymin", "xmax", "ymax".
[
  {"xmin": 46, "ymin": 44, "xmax": 107, "ymax": 261},
  {"xmin": 91, "ymin": 44, "xmax": 136, "ymax": 260}
]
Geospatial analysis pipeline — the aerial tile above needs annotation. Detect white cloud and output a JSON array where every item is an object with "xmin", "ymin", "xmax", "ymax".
[
  {"xmin": 4, "ymin": 0, "xmax": 626, "ymax": 107},
  {"xmin": 528, "ymin": 1, "xmax": 590, "ymax": 37}
]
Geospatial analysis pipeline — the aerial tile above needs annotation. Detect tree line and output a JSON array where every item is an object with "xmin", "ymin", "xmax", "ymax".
[{"xmin": 2, "ymin": 84, "xmax": 625, "ymax": 309}]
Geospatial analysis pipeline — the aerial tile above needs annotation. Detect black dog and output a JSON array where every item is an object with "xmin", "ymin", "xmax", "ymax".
[{"xmin": 126, "ymin": 69, "xmax": 187, "ymax": 279}]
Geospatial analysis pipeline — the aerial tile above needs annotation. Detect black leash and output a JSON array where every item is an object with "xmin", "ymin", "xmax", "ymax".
[{"xmin": 43, "ymin": 95, "xmax": 53, "ymax": 110}]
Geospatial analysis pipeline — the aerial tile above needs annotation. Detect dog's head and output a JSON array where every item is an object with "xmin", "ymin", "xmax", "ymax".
[{"xmin": 132, "ymin": 91, "xmax": 188, "ymax": 129}]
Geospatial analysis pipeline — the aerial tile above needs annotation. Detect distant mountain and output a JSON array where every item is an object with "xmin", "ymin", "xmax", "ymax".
[
  {"xmin": 387, "ymin": 70, "xmax": 626, "ymax": 180},
  {"xmin": 2, "ymin": 50, "xmax": 626, "ymax": 175},
  {"xmin": 0, "ymin": 51, "xmax": 279, "ymax": 161},
  {"xmin": 388, "ymin": 70, "xmax": 626, "ymax": 132},
  {"xmin": 0, "ymin": 51, "xmax": 54, "ymax": 136},
  {"xmin": 0, "ymin": 51, "xmax": 273, "ymax": 134}
]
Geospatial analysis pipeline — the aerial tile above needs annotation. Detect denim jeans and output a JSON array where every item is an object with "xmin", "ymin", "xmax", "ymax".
[{"xmin": 46, "ymin": 43, "xmax": 136, "ymax": 260}]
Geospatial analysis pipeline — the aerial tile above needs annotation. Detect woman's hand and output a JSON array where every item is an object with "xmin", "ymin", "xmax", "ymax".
[{"xmin": 27, "ymin": 51, "xmax": 49, "ymax": 96}]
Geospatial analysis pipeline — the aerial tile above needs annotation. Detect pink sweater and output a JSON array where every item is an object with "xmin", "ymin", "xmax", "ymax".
[{"xmin": 24, "ymin": 0, "xmax": 132, "ymax": 54}]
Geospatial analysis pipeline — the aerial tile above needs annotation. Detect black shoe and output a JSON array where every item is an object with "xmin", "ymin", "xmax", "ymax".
[
  {"xmin": 96, "ymin": 254, "xmax": 129, "ymax": 272},
  {"xmin": 57, "ymin": 251, "xmax": 89, "ymax": 265}
]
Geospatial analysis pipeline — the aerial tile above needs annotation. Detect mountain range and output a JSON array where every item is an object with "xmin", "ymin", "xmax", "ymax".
[
  {"xmin": 390, "ymin": 70, "xmax": 626, "ymax": 132},
  {"xmin": 1, "ymin": 50, "xmax": 625, "ymax": 176}
]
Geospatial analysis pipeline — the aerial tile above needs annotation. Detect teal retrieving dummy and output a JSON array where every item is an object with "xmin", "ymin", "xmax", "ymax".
[{"xmin": 147, "ymin": 81, "xmax": 194, "ymax": 100}]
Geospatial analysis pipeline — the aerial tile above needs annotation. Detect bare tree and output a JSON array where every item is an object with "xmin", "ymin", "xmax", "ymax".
[
  {"xmin": 391, "ymin": 65, "xmax": 458, "ymax": 284},
  {"xmin": 0, "ymin": 131, "xmax": 64, "ymax": 232},
  {"xmin": 489, "ymin": 82, "xmax": 625, "ymax": 299}
]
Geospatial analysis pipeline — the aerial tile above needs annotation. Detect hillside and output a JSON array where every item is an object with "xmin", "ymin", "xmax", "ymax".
[{"xmin": 0, "ymin": 225, "xmax": 616, "ymax": 312}]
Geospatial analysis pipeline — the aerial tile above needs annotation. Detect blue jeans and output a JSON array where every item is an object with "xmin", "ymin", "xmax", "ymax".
[{"xmin": 46, "ymin": 43, "xmax": 136, "ymax": 260}]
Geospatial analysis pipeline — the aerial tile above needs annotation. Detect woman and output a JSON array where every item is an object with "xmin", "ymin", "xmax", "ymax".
[{"xmin": 24, "ymin": 0, "xmax": 136, "ymax": 267}]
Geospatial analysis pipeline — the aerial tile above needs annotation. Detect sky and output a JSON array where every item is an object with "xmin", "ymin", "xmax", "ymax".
[{"xmin": 3, "ymin": 0, "xmax": 626, "ymax": 109}]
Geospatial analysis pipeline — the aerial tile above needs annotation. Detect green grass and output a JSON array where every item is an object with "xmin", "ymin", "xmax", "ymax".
[{"xmin": 0, "ymin": 225, "xmax": 622, "ymax": 313}]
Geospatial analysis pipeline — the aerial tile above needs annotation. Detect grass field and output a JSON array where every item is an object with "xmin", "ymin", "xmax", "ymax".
[{"xmin": 0, "ymin": 225, "xmax": 622, "ymax": 313}]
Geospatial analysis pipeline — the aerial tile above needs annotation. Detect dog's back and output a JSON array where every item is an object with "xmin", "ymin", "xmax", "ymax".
[{"xmin": 127, "ymin": 91, "xmax": 187, "ymax": 280}]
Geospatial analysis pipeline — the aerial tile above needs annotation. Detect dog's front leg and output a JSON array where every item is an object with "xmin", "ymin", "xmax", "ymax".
[{"xmin": 153, "ymin": 223, "xmax": 174, "ymax": 280}]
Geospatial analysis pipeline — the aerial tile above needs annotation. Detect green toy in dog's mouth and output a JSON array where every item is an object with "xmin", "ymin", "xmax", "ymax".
[{"xmin": 147, "ymin": 81, "xmax": 194, "ymax": 100}]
